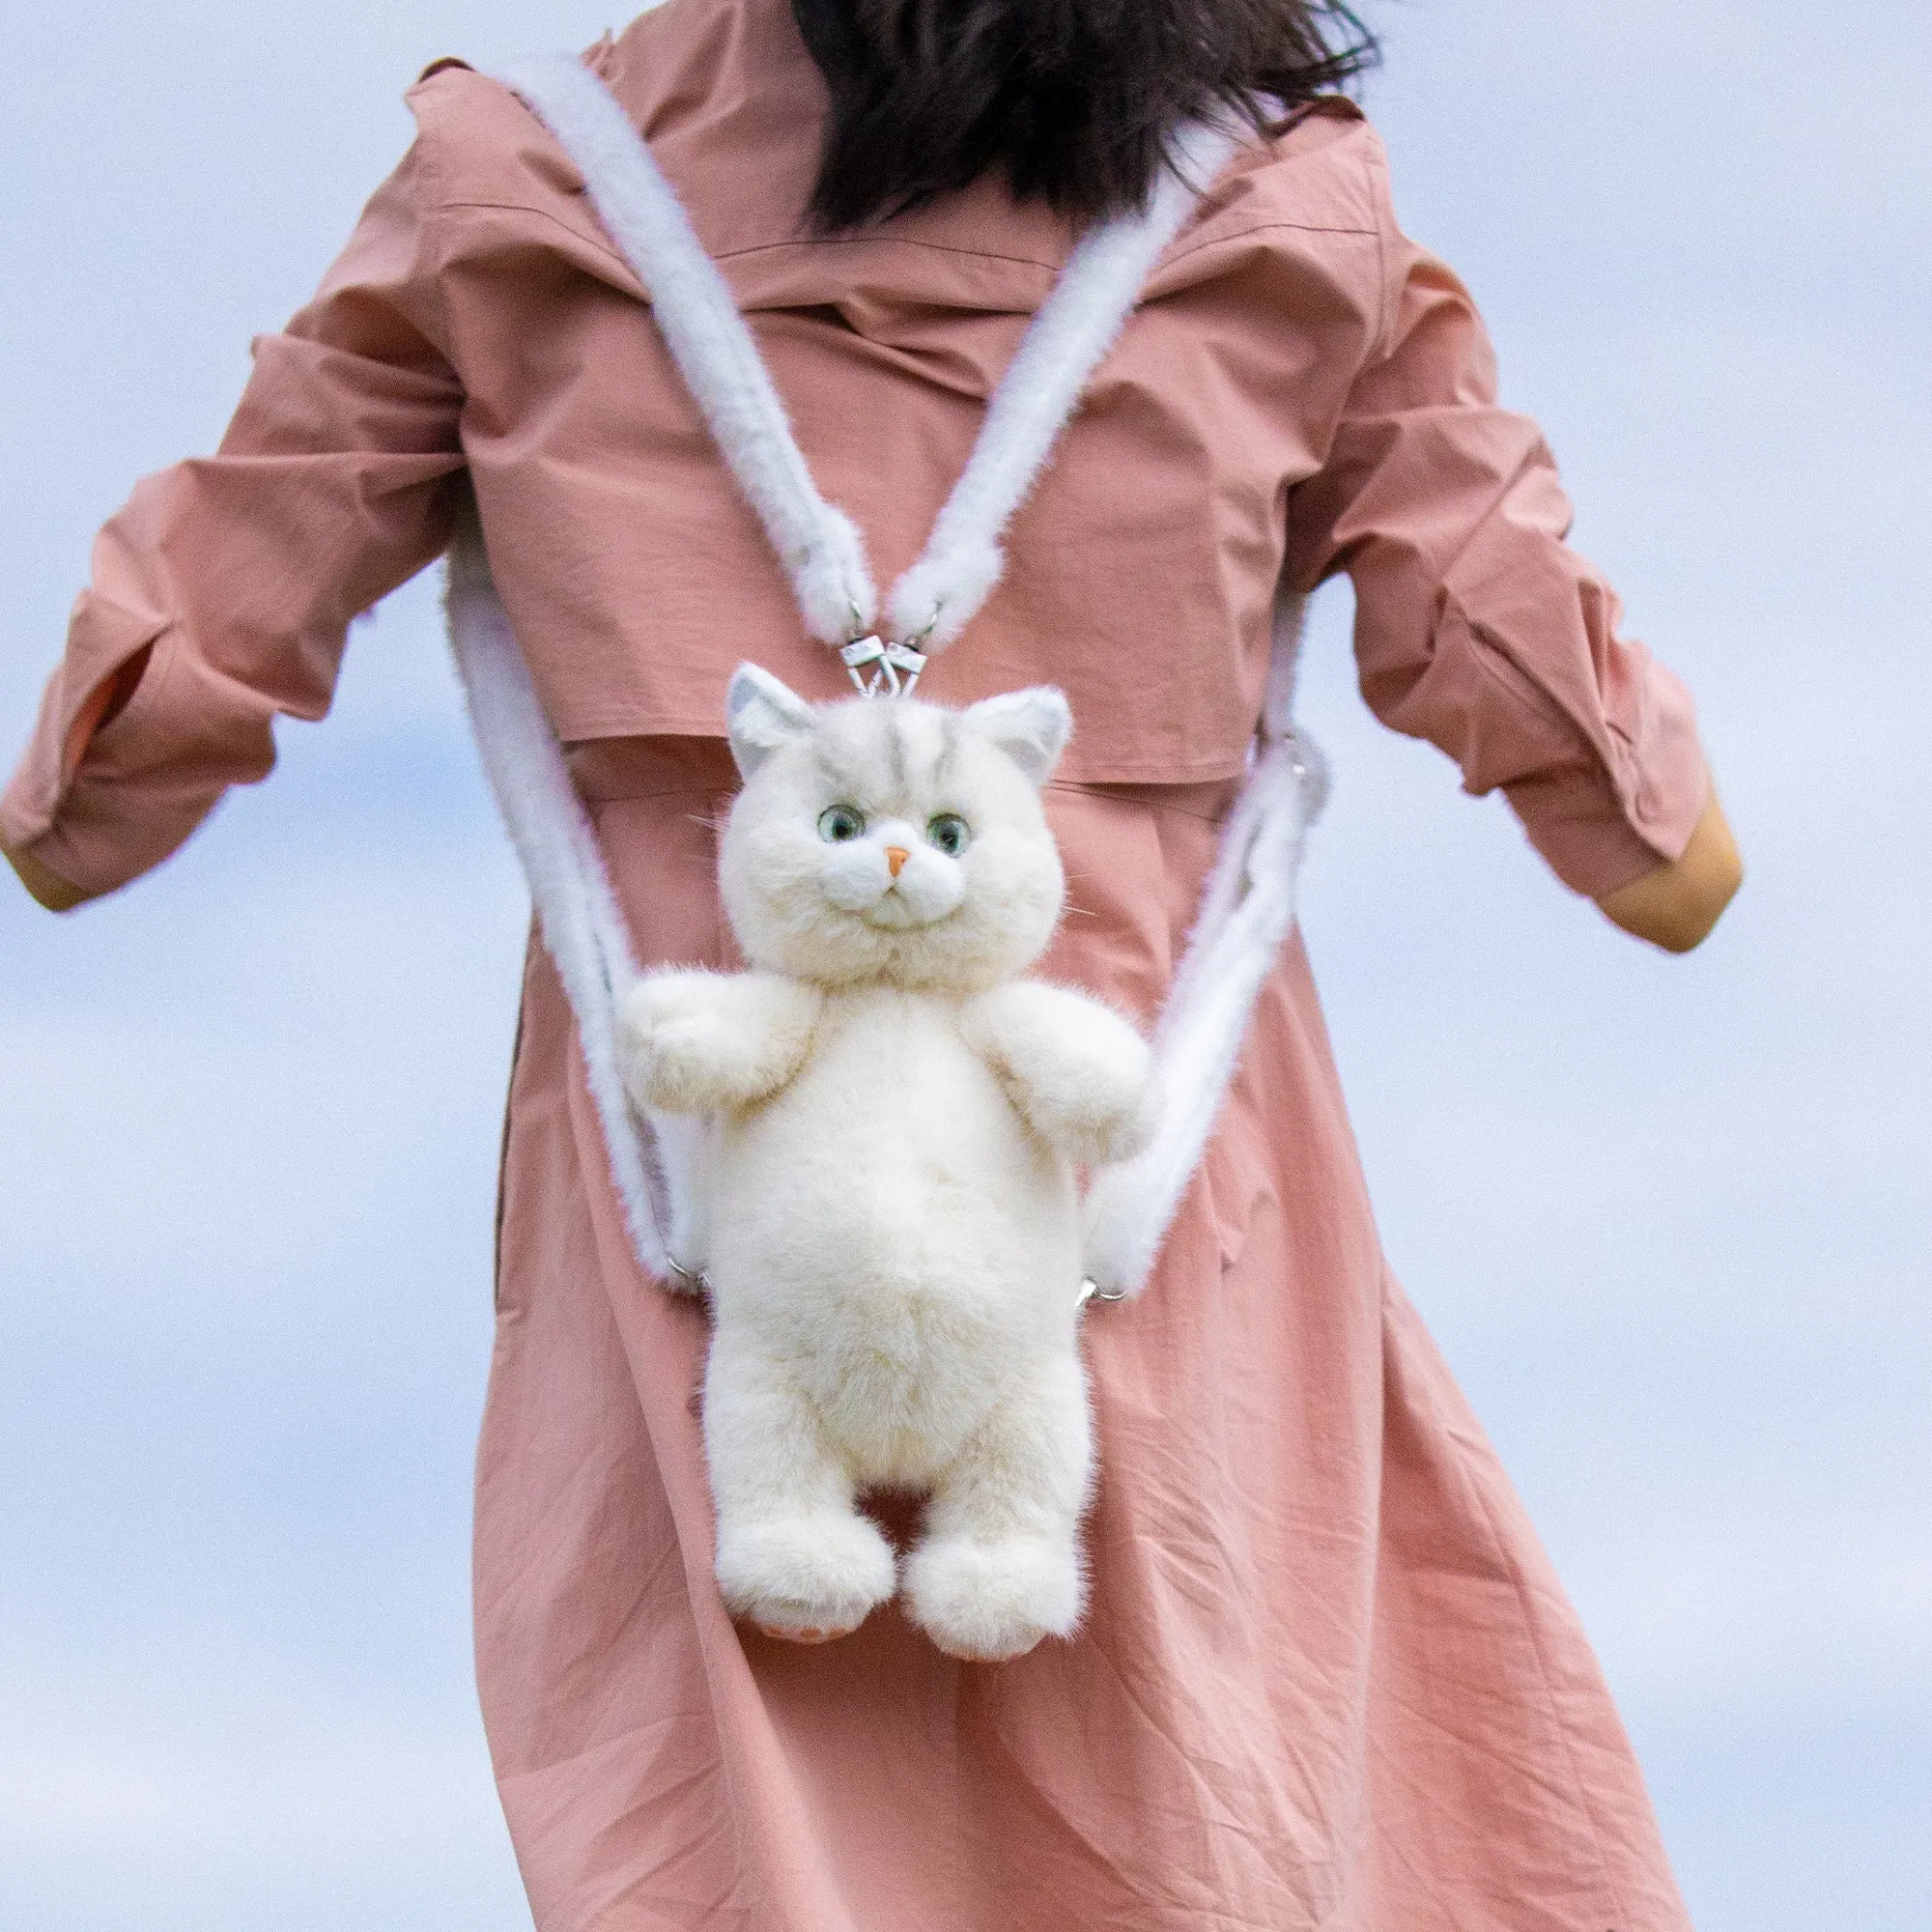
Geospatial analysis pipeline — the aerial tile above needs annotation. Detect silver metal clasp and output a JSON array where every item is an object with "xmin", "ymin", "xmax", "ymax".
[
  {"xmin": 1078, "ymin": 1276, "xmax": 1129, "ymax": 1310},
  {"xmin": 840, "ymin": 634, "xmax": 887, "ymax": 692},
  {"xmin": 883, "ymin": 641, "xmax": 927, "ymax": 696},
  {"xmin": 666, "ymin": 1256, "xmax": 713, "ymax": 1298},
  {"xmin": 839, "ymin": 635, "xmax": 928, "ymax": 697}
]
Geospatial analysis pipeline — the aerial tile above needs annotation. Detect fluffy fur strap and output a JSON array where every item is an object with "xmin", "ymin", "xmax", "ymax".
[
  {"xmin": 887, "ymin": 120, "xmax": 1239, "ymax": 649},
  {"xmin": 446, "ymin": 502, "xmax": 709, "ymax": 1282},
  {"xmin": 1081, "ymin": 593, "xmax": 1325, "ymax": 1296},
  {"xmin": 492, "ymin": 52, "xmax": 876, "ymax": 646},
  {"xmin": 490, "ymin": 51, "xmax": 1237, "ymax": 660}
]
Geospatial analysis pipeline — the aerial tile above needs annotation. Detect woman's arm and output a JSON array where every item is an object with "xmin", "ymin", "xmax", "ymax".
[
  {"xmin": 0, "ymin": 99, "xmax": 465, "ymax": 905},
  {"xmin": 1283, "ymin": 142, "xmax": 1736, "ymax": 927},
  {"xmin": 1594, "ymin": 789, "xmax": 1743, "ymax": 952}
]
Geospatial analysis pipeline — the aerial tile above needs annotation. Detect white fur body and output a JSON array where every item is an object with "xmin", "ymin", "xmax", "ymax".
[
  {"xmin": 705, "ymin": 981, "xmax": 1083, "ymax": 1479},
  {"xmin": 617, "ymin": 673, "xmax": 1154, "ymax": 1659}
]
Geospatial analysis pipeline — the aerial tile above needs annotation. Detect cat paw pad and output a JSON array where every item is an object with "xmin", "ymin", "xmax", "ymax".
[{"xmin": 753, "ymin": 1619, "xmax": 857, "ymax": 1646}]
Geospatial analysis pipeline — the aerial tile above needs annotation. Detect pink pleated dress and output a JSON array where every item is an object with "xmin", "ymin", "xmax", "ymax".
[{"xmin": 3, "ymin": 1, "xmax": 1710, "ymax": 1925}]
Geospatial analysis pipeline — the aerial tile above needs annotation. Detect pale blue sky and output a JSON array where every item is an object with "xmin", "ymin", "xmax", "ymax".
[{"xmin": 2, "ymin": 4, "xmax": 1927, "ymax": 1927}]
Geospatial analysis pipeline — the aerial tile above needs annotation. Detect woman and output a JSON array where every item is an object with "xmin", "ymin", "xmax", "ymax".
[{"xmin": 3, "ymin": 0, "xmax": 1741, "ymax": 1924}]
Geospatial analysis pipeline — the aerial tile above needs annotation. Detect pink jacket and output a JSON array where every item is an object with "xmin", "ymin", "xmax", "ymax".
[{"xmin": 3, "ymin": 0, "xmax": 1704, "ymax": 904}]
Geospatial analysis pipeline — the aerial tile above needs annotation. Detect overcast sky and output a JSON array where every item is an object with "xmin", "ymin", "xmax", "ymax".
[{"xmin": 2, "ymin": 3, "xmax": 1927, "ymax": 1928}]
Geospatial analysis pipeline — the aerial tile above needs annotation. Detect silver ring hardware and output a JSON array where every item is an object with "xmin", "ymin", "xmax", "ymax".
[{"xmin": 667, "ymin": 1257, "xmax": 713, "ymax": 1297}]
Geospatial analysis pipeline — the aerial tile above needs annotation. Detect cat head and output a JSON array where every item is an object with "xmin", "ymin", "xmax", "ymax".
[{"xmin": 718, "ymin": 664, "xmax": 1071, "ymax": 993}]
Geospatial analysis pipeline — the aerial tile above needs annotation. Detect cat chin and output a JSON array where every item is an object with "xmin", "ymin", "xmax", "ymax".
[
  {"xmin": 860, "ymin": 900, "xmax": 950, "ymax": 934},
  {"xmin": 742, "ymin": 928, "xmax": 1037, "ymax": 998}
]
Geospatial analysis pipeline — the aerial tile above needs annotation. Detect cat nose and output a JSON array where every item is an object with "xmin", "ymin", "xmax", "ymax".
[{"xmin": 885, "ymin": 846, "xmax": 910, "ymax": 879}]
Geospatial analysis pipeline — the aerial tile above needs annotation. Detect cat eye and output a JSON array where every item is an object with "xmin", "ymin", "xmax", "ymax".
[
  {"xmin": 818, "ymin": 805, "xmax": 867, "ymax": 843},
  {"xmin": 925, "ymin": 813, "xmax": 971, "ymax": 858}
]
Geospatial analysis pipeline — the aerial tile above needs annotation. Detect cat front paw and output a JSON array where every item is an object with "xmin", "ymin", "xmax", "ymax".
[
  {"xmin": 619, "ymin": 970, "xmax": 821, "ymax": 1115},
  {"xmin": 1059, "ymin": 1047, "xmax": 1159, "ymax": 1167},
  {"xmin": 616, "ymin": 974, "xmax": 716, "ymax": 1113},
  {"xmin": 716, "ymin": 1511, "xmax": 898, "ymax": 1643},
  {"xmin": 903, "ymin": 1533, "xmax": 1084, "ymax": 1662},
  {"xmin": 966, "ymin": 984, "xmax": 1159, "ymax": 1165},
  {"xmin": 618, "ymin": 971, "xmax": 738, "ymax": 1113}
]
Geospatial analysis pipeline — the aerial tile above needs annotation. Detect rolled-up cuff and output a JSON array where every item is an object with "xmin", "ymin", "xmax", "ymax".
[
  {"xmin": 1503, "ymin": 657, "xmax": 1711, "ymax": 899},
  {"xmin": 1, "ymin": 618, "xmax": 277, "ymax": 899},
  {"xmin": 4, "ymin": 587, "xmax": 165, "ymax": 829}
]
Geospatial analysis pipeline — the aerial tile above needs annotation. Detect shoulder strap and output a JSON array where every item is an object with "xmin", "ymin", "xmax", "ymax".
[
  {"xmin": 492, "ymin": 53, "xmax": 875, "ymax": 647},
  {"xmin": 1080, "ymin": 589, "xmax": 1325, "ymax": 1298},
  {"xmin": 444, "ymin": 503, "xmax": 676, "ymax": 1278},
  {"xmin": 492, "ymin": 52, "xmax": 1239, "ymax": 670},
  {"xmin": 885, "ymin": 118, "xmax": 1238, "ymax": 650}
]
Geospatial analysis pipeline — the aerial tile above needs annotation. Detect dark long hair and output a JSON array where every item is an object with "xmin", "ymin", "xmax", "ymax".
[{"xmin": 790, "ymin": 0, "xmax": 1378, "ymax": 231}]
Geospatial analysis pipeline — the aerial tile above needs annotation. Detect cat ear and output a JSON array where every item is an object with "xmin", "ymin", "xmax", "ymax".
[
  {"xmin": 963, "ymin": 687, "xmax": 1072, "ymax": 789},
  {"xmin": 725, "ymin": 664, "xmax": 817, "ymax": 780}
]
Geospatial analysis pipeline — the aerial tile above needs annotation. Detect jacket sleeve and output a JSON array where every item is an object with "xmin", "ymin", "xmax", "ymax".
[
  {"xmin": 1282, "ymin": 211, "xmax": 1709, "ymax": 899},
  {"xmin": 0, "ymin": 116, "xmax": 467, "ymax": 901}
]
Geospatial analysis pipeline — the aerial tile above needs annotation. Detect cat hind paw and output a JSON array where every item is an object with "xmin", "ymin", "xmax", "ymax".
[
  {"xmin": 903, "ymin": 1534, "xmax": 1084, "ymax": 1662},
  {"xmin": 717, "ymin": 1512, "xmax": 897, "ymax": 1643}
]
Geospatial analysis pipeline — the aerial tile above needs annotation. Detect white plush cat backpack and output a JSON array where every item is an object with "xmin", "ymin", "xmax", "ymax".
[{"xmin": 445, "ymin": 54, "xmax": 1327, "ymax": 1661}]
